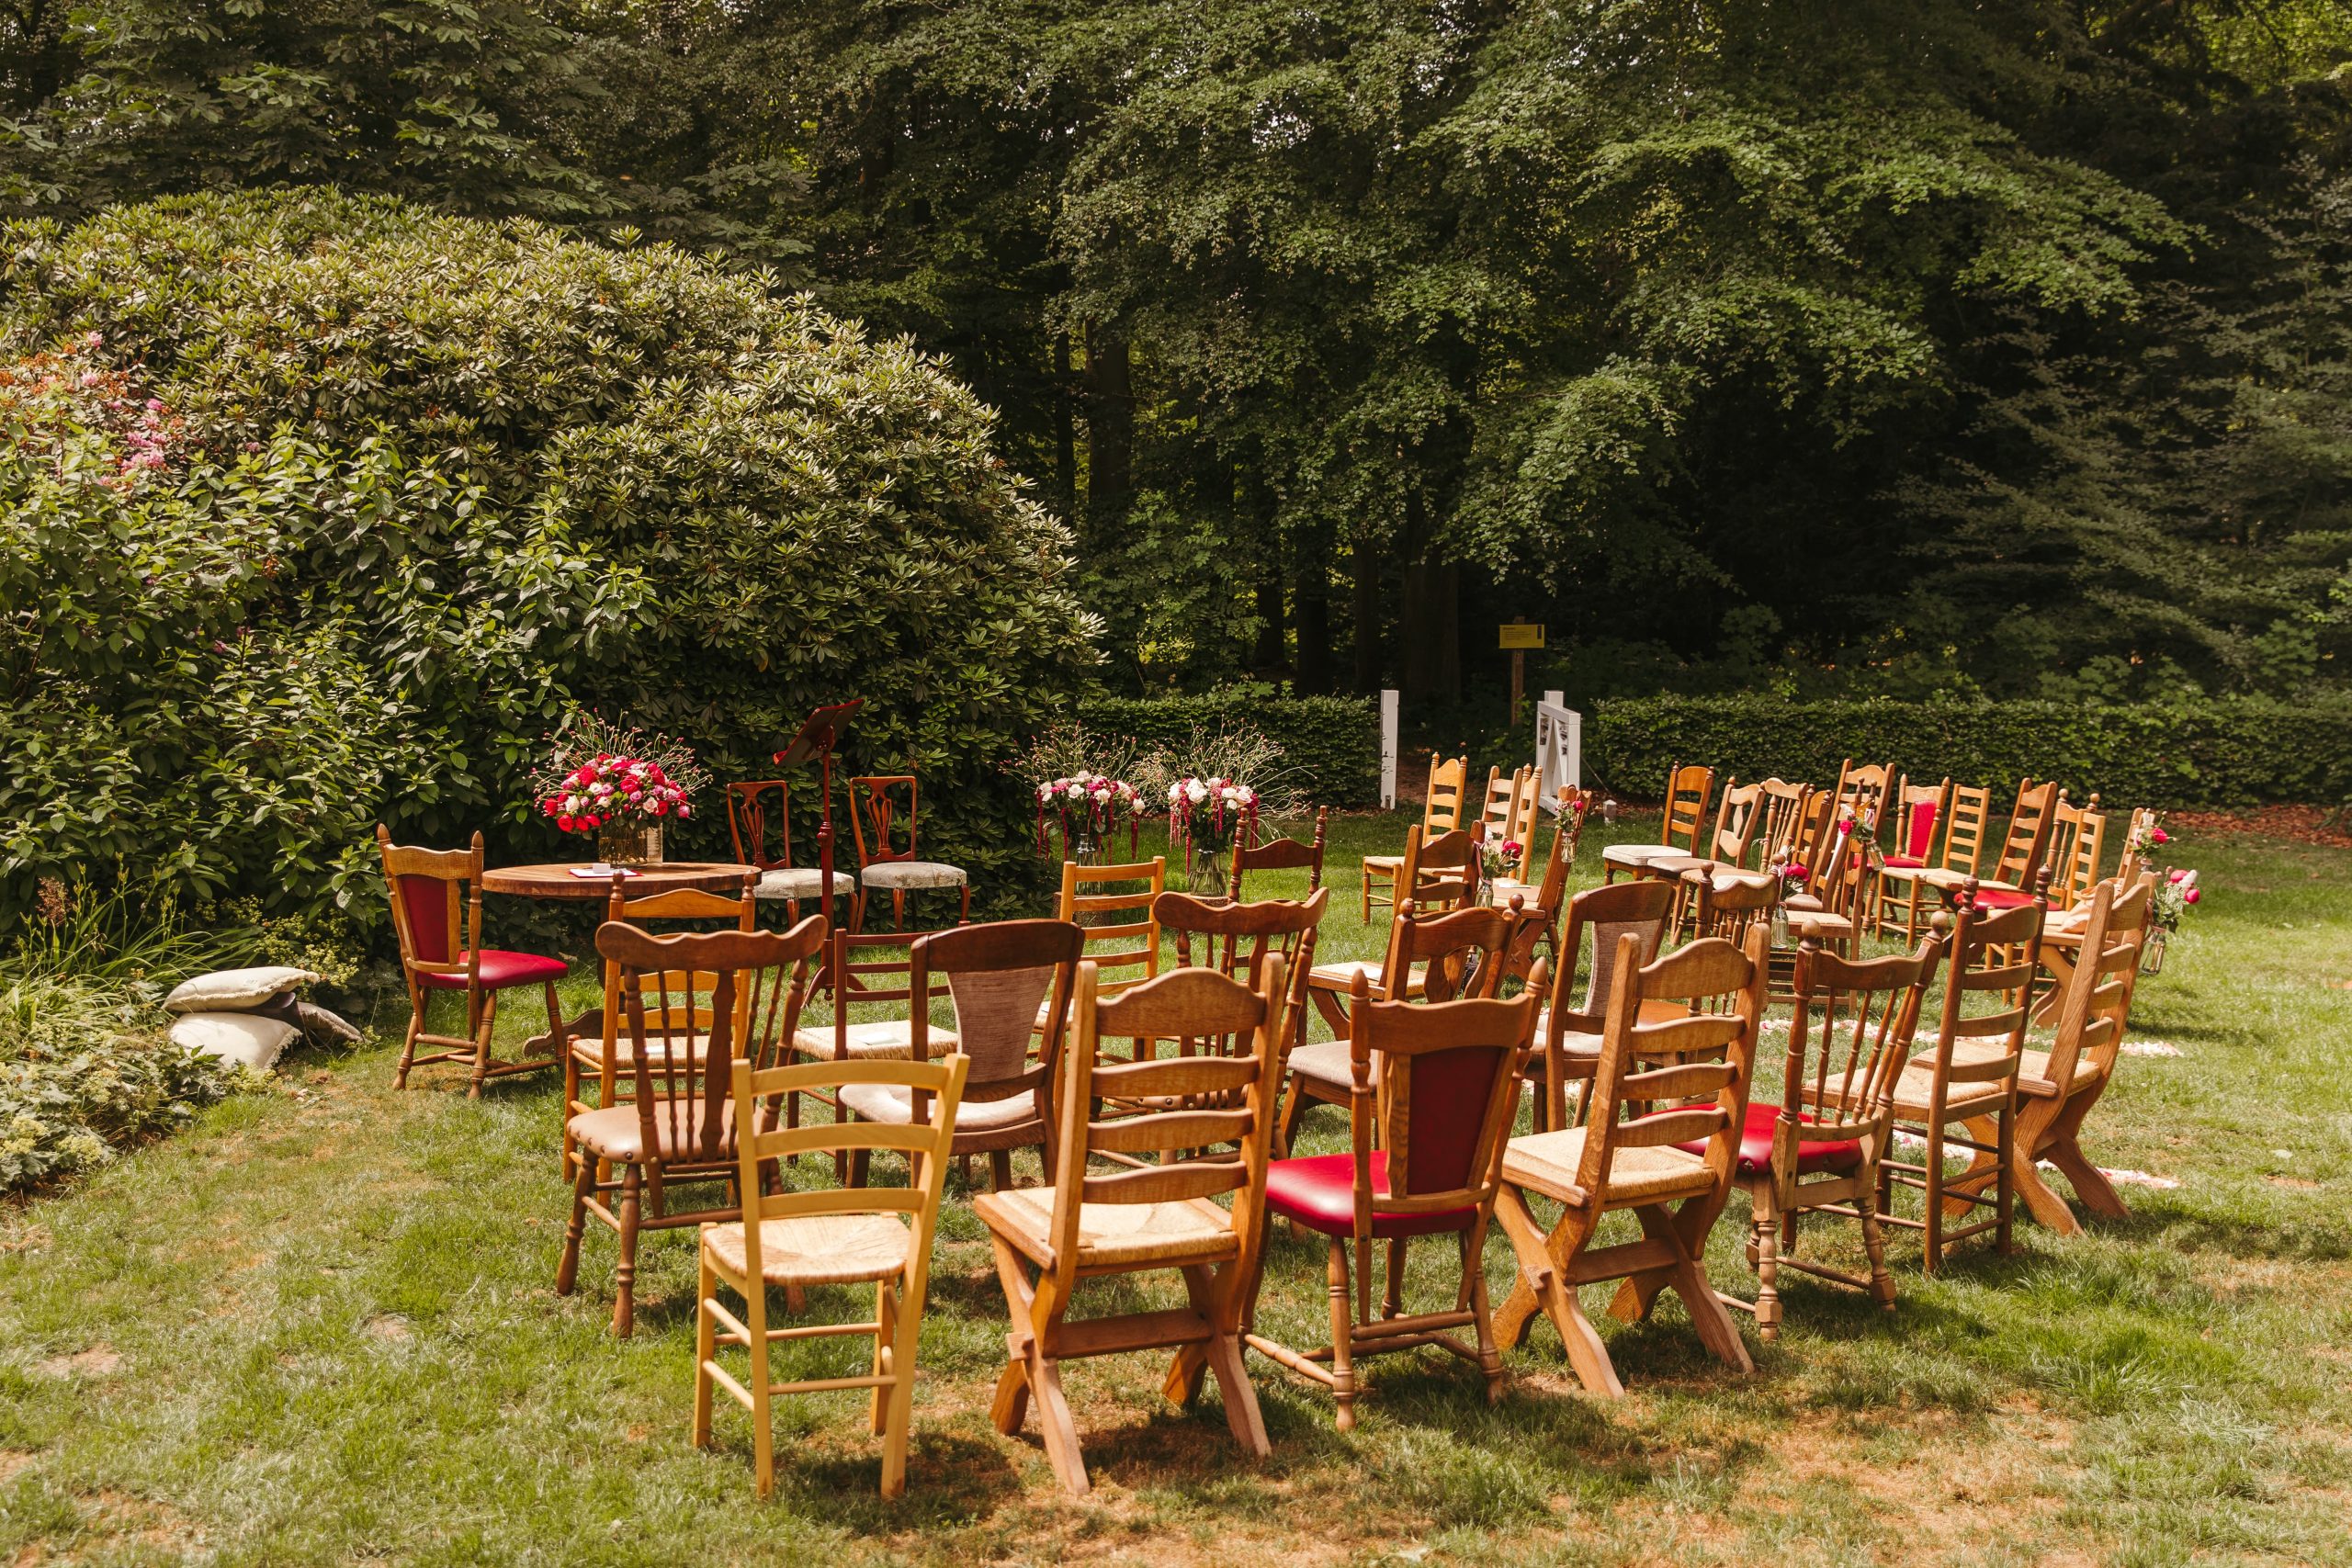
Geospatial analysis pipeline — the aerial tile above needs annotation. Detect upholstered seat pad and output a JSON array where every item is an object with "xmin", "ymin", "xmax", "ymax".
[
  {"xmin": 1880, "ymin": 852, "xmax": 1927, "ymax": 870},
  {"xmin": 1601, "ymin": 843, "xmax": 1686, "ymax": 867},
  {"xmin": 702, "ymin": 1213, "xmax": 910, "ymax": 1286},
  {"xmin": 838, "ymin": 1081, "xmax": 1041, "ymax": 1132},
  {"xmin": 1502, "ymin": 1126, "xmax": 1716, "ymax": 1206},
  {"xmin": 973, "ymin": 1187, "xmax": 1238, "ymax": 1270},
  {"xmin": 1969, "ymin": 887, "xmax": 2038, "ymax": 910},
  {"xmin": 1667, "ymin": 1101, "xmax": 1863, "ymax": 1178},
  {"xmin": 416, "ymin": 949, "xmax": 568, "ymax": 990},
  {"xmin": 566, "ymin": 1102, "xmax": 728, "ymax": 1164},
  {"xmin": 753, "ymin": 868, "xmax": 854, "ymax": 901},
  {"xmin": 1263, "ymin": 1151, "xmax": 1479, "ymax": 1239},
  {"xmin": 861, "ymin": 861, "xmax": 967, "ymax": 890},
  {"xmin": 792, "ymin": 1021, "xmax": 959, "ymax": 1061}
]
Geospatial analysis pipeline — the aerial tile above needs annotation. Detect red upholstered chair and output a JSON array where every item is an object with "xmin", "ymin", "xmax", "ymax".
[
  {"xmin": 1245, "ymin": 971, "xmax": 1544, "ymax": 1429},
  {"xmin": 377, "ymin": 826, "xmax": 570, "ymax": 1097},
  {"xmin": 1881, "ymin": 776, "xmax": 1953, "ymax": 872}
]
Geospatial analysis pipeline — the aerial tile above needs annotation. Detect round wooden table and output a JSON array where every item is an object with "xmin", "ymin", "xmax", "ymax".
[{"xmin": 481, "ymin": 861, "xmax": 760, "ymax": 899}]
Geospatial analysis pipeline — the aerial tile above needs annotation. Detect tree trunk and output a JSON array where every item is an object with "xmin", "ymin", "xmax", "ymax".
[
  {"xmin": 1351, "ymin": 535, "xmax": 1382, "ymax": 694},
  {"xmin": 1053, "ymin": 332, "xmax": 1075, "ymax": 525},
  {"xmin": 1084, "ymin": 324, "xmax": 1133, "ymax": 536},
  {"xmin": 1399, "ymin": 558, "xmax": 1461, "ymax": 702},
  {"xmin": 1295, "ymin": 540, "xmax": 1332, "ymax": 694}
]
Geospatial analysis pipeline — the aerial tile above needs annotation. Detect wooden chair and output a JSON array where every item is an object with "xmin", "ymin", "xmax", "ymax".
[
  {"xmin": 1521, "ymin": 880, "xmax": 1679, "ymax": 1132},
  {"xmin": 1689, "ymin": 869, "xmax": 1777, "ymax": 949},
  {"xmin": 1249, "ymin": 974, "xmax": 1544, "ymax": 1428},
  {"xmin": 1490, "ymin": 794, "xmax": 1589, "ymax": 976},
  {"xmin": 1287, "ymin": 899, "xmax": 1532, "ymax": 1153},
  {"xmin": 1474, "ymin": 763, "xmax": 1542, "ymax": 852},
  {"xmin": 1871, "ymin": 874, "xmax": 2047, "ymax": 1272},
  {"xmin": 1706, "ymin": 778, "xmax": 1764, "ymax": 865},
  {"xmin": 1940, "ymin": 874, "xmax": 2155, "ymax": 1236},
  {"xmin": 1942, "ymin": 778, "xmax": 2063, "ymax": 904},
  {"xmin": 1874, "ymin": 781, "xmax": 1985, "ymax": 942},
  {"xmin": 558, "ymin": 918, "xmax": 825, "ymax": 1336},
  {"xmin": 694, "ymin": 1050, "xmax": 967, "ymax": 1498},
  {"xmin": 1600, "ymin": 761, "xmax": 1713, "ymax": 881},
  {"xmin": 1229, "ymin": 807, "xmax": 1327, "ymax": 901},
  {"xmin": 841, "ymin": 919, "xmax": 1084, "ymax": 1195},
  {"xmin": 785, "ymin": 928, "xmax": 962, "ymax": 1156},
  {"xmin": 726, "ymin": 779, "xmax": 861, "ymax": 928},
  {"xmin": 1722, "ymin": 933, "xmax": 1943, "ymax": 1339},
  {"xmin": 1056, "ymin": 855, "xmax": 1165, "ymax": 997},
  {"xmin": 1162, "ymin": 887, "xmax": 1327, "ymax": 1030},
  {"xmin": 973, "ymin": 961, "xmax": 1288, "ymax": 1496},
  {"xmin": 1492, "ymin": 926, "xmax": 1769, "ymax": 1396},
  {"xmin": 2044, "ymin": 799, "xmax": 2110, "ymax": 914},
  {"xmin": 1830, "ymin": 758, "xmax": 1893, "ymax": 830},
  {"xmin": 1363, "ymin": 752, "xmax": 1467, "ymax": 919},
  {"xmin": 847, "ymin": 773, "xmax": 971, "ymax": 931},
  {"xmin": 1882, "ymin": 775, "xmax": 1954, "ymax": 872},
  {"xmin": 564, "ymin": 874, "xmax": 757, "ymax": 1184},
  {"xmin": 376, "ymin": 826, "xmax": 569, "ymax": 1097}
]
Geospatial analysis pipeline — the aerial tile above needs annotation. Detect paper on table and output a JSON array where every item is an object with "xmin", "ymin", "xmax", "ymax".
[{"xmin": 568, "ymin": 864, "xmax": 639, "ymax": 879}]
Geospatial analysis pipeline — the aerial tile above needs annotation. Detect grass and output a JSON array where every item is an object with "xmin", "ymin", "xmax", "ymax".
[{"xmin": 2, "ymin": 813, "xmax": 2349, "ymax": 1564}]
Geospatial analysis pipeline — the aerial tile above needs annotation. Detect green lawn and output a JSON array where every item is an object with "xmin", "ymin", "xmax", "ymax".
[{"xmin": 4, "ymin": 813, "xmax": 2349, "ymax": 1565}]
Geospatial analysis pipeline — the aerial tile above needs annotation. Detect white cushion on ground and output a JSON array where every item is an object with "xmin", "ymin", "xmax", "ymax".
[
  {"xmin": 860, "ymin": 861, "xmax": 967, "ymax": 891},
  {"xmin": 164, "ymin": 965, "xmax": 322, "ymax": 1014},
  {"xmin": 754, "ymin": 868, "xmax": 854, "ymax": 902},
  {"xmin": 167, "ymin": 1011, "xmax": 300, "ymax": 1072},
  {"xmin": 837, "ymin": 1082, "xmax": 1040, "ymax": 1131}
]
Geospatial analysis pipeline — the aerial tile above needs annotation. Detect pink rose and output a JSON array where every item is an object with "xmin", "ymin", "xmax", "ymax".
[
  {"xmin": 2169, "ymin": 869, "xmax": 2186, "ymax": 884},
  {"xmin": 2151, "ymin": 829, "xmax": 2169, "ymax": 845},
  {"xmin": 2182, "ymin": 887, "xmax": 2200, "ymax": 905}
]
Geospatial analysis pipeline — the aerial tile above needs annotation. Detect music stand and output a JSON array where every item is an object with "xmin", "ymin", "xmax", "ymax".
[{"xmin": 771, "ymin": 699, "xmax": 864, "ymax": 919}]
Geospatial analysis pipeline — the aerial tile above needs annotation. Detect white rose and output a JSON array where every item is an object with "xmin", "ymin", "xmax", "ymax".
[{"xmin": 1187, "ymin": 781, "xmax": 1207, "ymax": 803}]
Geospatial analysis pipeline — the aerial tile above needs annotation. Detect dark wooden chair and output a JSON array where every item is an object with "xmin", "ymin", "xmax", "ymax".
[
  {"xmin": 1228, "ymin": 807, "xmax": 1328, "ymax": 901},
  {"xmin": 726, "ymin": 778, "xmax": 860, "ymax": 928},
  {"xmin": 848, "ymin": 773, "xmax": 971, "ymax": 931}
]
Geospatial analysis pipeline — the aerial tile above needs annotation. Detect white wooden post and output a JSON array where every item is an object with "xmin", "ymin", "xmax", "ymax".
[
  {"xmin": 1379, "ymin": 689, "xmax": 1399, "ymax": 809},
  {"xmin": 1534, "ymin": 690, "xmax": 1582, "ymax": 811}
]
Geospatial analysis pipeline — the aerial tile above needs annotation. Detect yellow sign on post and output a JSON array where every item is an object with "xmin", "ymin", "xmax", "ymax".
[{"xmin": 1498, "ymin": 622, "xmax": 1545, "ymax": 650}]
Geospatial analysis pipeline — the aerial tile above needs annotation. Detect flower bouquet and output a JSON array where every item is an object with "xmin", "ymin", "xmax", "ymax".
[
  {"xmin": 532, "ymin": 716, "xmax": 711, "ymax": 866},
  {"xmin": 2143, "ymin": 865, "xmax": 2199, "ymax": 973},
  {"xmin": 1036, "ymin": 772, "xmax": 1145, "ymax": 863},
  {"xmin": 1480, "ymin": 835, "xmax": 1524, "ymax": 897},
  {"xmin": 1167, "ymin": 775, "xmax": 1258, "ymax": 897}
]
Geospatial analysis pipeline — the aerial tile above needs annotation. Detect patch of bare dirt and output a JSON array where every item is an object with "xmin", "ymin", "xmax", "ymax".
[
  {"xmin": 36, "ymin": 1346, "xmax": 121, "ymax": 1379},
  {"xmin": 2168, "ymin": 807, "xmax": 2352, "ymax": 850}
]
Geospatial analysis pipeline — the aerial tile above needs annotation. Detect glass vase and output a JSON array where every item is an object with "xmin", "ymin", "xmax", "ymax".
[
  {"xmin": 2141, "ymin": 926, "xmax": 2167, "ymax": 975},
  {"xmin": 1186, "ymin": 841, "xmax": 1230, "ymax": 899},
  {"xmin": 597, "ymin": 818, "xmax": 662, "ymax": 867}
]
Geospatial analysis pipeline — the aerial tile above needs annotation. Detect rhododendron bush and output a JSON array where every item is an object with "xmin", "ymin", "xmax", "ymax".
[{"xmin": 0, "ymin": 189, "xmax": 1091, "ymax": 931}]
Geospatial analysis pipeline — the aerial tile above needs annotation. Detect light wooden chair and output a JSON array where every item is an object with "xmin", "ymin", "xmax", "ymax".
[
  {"xmin": 1721, "ymin": 933, "xmax": 1942, "ymax": 1339},
  {"xmin": 1473, "ymin": 763, "xmax": 1541, "ymax": 855},
  {"xmin": 558, "ymin": 918, "xmax": 825, "ymax": 1336},
  {"xmin": 1161, "ymin": 889, "xmax": 1327, "ymax": 1077},
  {"xmin": 1490, "ymin": 791, "xmax": 1590, "ymax": 978},
  {"xmin": 377, "ymin": 826, "xmax": 570, "ymax": 1097},
  {"xmin": 1929, "ymin": 778, "xmax": 2061, "ymax": 906},
  {"xmin": 1521, "ymin": 879, "xmax": 1679, "ymax": 1132},
  {"xmin": 1831, "ymin": 758, "xmax": 1894, "ymax": 830},
  {"xmin": 1057, "ymin": 857, "xmax": 1166, "ymax": 998},
  {"xmin": 1249, "ymin": 974, "xmax": 1544, "ymax": 1428},
  {"xmin": 694, "ymin": 1050, "xmax": 967, "ymax": 1498},
  {"xmin": 1363, "ymin": 752, "xmax": 1467, "ymax": 919},
  {"xmin": 1229, "ymin": 808, "xmax": 1327, "ymax": 901},
  {"xmin": 848, "ymin": 773, "xmax": 971, "ymax": 931},
  {"xmin": 1706, "ymin": 779, "xmax": 1763, "ymax": 865},
  {"xmin": 1600, "ymin": 761, "xmax": 1713, "ymax": 880},
  {"xmin": 973, "ymin": 961, "xmax": 1288, "ymax": 1496},
  {"xmin": 726, "ymin": 779, "xmax": 860, "ymax": 928},
  {"xmin": 1492, "ymin": 926, "xmax": 1769, "ymax": 1396},
  {"xmin": 1690, "ymin": 869, "xmax": 1777, "ymax": 949},
  {"xmin": 1871, "ymin": 874, "xmax": 2047, "ymax": 1272},
  {"xmin": 1875, "ymin": 781, "xmax": 1986, "ymax": 942}
]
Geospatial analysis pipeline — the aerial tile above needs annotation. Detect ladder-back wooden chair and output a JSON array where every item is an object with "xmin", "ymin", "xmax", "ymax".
[
  {"xmin": 785, "ymin": 929, "xmax": 958, "ymax": 1152},
  {"xmin": 840, "ymin": 919, "xmax": 1083, "ymax": 1194},
  {"xmin": 1473, "ymin": 764, "xmax": 1541, "ymax": 854},
  {"xmin": 1363, "ymin": 752, "xmax": 1467, "ymax": 919},
  {"xmin": 1871, "ymin": 874, "xmax": 2047, "ymax": 1272},
  {"xmin": 1601, "ymin": 761, "xmax": 1713, "ymax": 880},
  {"xmin": 1963, "ymin": 789, "xmax": 2094, "ymax": 917},
  {"xmin": 1229, "ymin": 807, "xmax": 1328, "ymax": 901},
  {"xmin": 1521, "ymin": 879, "xmax": 1679, "ymax": 1132},
  {"xmin": 377, "ymin": 826, "xmax": 570, "ymax": 1097},
  {"xmin": 695, "ymin": 1050, "xmax": 967, "ymax": 1498},
  {"xmin": 1721, "ymin": 933, "xmax": 1942, "ymax": 1339},
  {"xmin": 1490, "ymin": 793, "xmax": 1590, "ymax": 977},
  {"xmin": 1492, "ymin": 926, "xmax": 1769, "ymax": 1396},
  {"xmin": 727, "ymin": 779, "xmax": 860, "ymax": 928},
  {"xmin": 1875, "ymin": 780, "xmax": 1986, "ymax": 941},
  {"xmin": 973, "ymin": 961, "xmax": 1288, "ymax": 1496},
  {"xmin": 1160, "ymin": 890, "xmax": 1327, "ymax": 1078},
  {"xmin": 1831, "ymin": 758, "xmax": 1893, "ymax": 831},
  {"xmin": 558, "ymin": 918, "xmax": 825, "ymax": 1336},
  {"xmin": 1050, "ymin": 858, "xmax": 1166, "ymax": 1057},
  {"xmin": 1250, "ymin": 974, "xmax": 1544, "ymax": 1428},
  {"xmin": 1940, "ymin": 874, "xmax": 2155, "ymax": 1236},
  {"xmin": 847, "ymin": 773, "xmax": 972, "ymax": 931}
]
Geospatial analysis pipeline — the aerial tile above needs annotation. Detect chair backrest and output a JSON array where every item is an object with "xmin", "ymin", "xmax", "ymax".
[
  {"xmin": 1532, "ymin": 788, "xmax": 1593, "ymax": 881},
  {"xmin": 1807, "ymin": 817, "xmax": 1874, "ymax": 922},
  {"xmin": 1057, "ymin": 857, "xmax": 1167, "ymax": 996},
  {"xmin": 1043, "ymin": 962, "xmax": 1287, "ymax": 1288},
  {"xmin": 1339, "ymin": 970, "xmax": 1544, "ymax": 1224},
  {"xmin": 597, "ymin": 918, "xmax": 826, "ymax": 1166},
  {"xmin": 1890, "ymin": 775, "xmax": 1952, "ymax": 863},
  {"xmin": 1709, "ymin": 779, "xmax": 1763, "ymax": 863},
  {"xmin": 1229, "ymin": 808, "xmax": 1328, "ymax": 900},
  {"xmin": 823, "ymin": 927, "xmax": 923, "ymax": 1055},
  {"xmin": 1507, "ymin": 766, "xmax": 1544, "ymax": 847},
  {"xmin": 1554, "ymin": 880, "xmax": 1677, "ymax": 1027},
  {"xmin": 376, "ymin": 825, "xmax": 482, "ymax": 976},
  {"xmin": 607, "ymin": 874, "xmax": 758, "ymax": 931},
  {"xmin": 1991, "ymin": 778, "xmax": 2064, "ymax": 886},
  {"xmin": 1577, "ymin": 928, "xmax": 1768, "ymax": 1200},
  {"xmin": 1662, "ymin": 761, "xmax": 1714, "ymax": 852},
  {"xmin": 1476, "ymin": 764, "xmax": 1540, "ymax": 848},
  {"xmin": 1919, "ymin": 874, "xmax": 2050, "ymax": 1087},
  {"xmin": 1502, "ymin": 802, "xmax": 1587, "ymax": 976},
  {"xmin": 1833, "ymin": 760, "xmax": 1894, "ymax": 830},
  {"xmin": 1691, "ymin": 872, "xmax": 1776, "ymax": 947},
  {"xmin": 1159, "ymin": 887, "xmax": 1326, "ymax": 997},
  {"xmin": 848, "ymin": 773, "xmax": 922, "ymax": 867},
  {"xmin": 726, "ymin": 780, "xmax": 797, "ymax": 873},
  {"xmin": 2045, "ymin": 800, "xmax": 2109, "ymax": 912},
  {"xmin": 1385, "ymin": 898, "xmax": 1521, "ymax": 1002},
  {"xmin": 2040, "ymin": 874, "xmax": 2154, "ymax": 1093},
  {"xmin": 1778, "ymin": 935, "xmax": 1942, "ymax": 1195},
  {"xmin": 1407, "ymin": 826, "xmax": 1481, "ymax": 910},
  {"xmin": 910, "ymin": 919, "xmax": 1082, "ymax": 1113},
  {"xmin": 1749, "ymin": 779, "xmax": 1815, "ymax": 869},
  {"xmin": 1422, "ymin": 754, "xmax": 1470, "ymax": 834},
  {"xmin": 1940, "ymin": 784, "xmax": 1993, "ymax": 875}
]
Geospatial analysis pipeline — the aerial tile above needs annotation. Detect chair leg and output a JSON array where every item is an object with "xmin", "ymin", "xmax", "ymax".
[
  {"xmin": 892, "ymin": 889, "xmax": 906, "ymax": 931},
  {"xmin": 1922, "ymin": 1117, "xmax": 1946, "ymax": 1275},
  {"xmin": 466, "ymin": 989, "xmax": 499, "ymax": 1099},
  {"xmin": 1752, "ymin": 1200, "xmax": 1782, "ymax": 1342},
  {"xmin": 1860, "ymin": 1178, "xmax": 1897, "ymax": 1312},
  {"xmin": 1640, "ymin": 1203, "xmax": 1753, "ymax": 1375},
  {"xmin": 1180, "ymin": 1262, "xmax": 1270, "ymax": 1457},
  {"xmin": 747, "ymin": 1271, "xmax": 775, "ymax": 1498},
  {"xmin": 959, "ymin": 883, "xmax": 971, "ymax": 923},
  {"xmin": 692, "ymin": 1248, "xmax": 718, "ymax": 1449},
  {"xmin": 880, "ymin": 1276, "xmax": 922, "ymax": 1499},
  {"xmin": 1465, "ymin": 1231, "xmax": 1506, "ymax": 1404},
  {"xmin": 1273, "ymin": 1076, "xmax": 1307, "ymax": 1159},
  {"xmin": 1383, "ymin": 1237, "xmax": 1407, "ymax": 1321},
  {"xmin": 612, "ymin": 1164, "xmax": 642, "ymax": 1337},
  {"xmin": 1326, "ymin": 1238, "xmax": 1358, "ymax": 1432},
  {"xmin": 395, "ymin": 992, "xmax": 424, "ymax": 1089},
  {"xmin": 989, "ymin": 1149, "xmax": 1014, "ymax": 1192},
  {"xmin": 871, "ymin": 1280, "xmax": 896, "ymax": 1437},
  {"xmin": 1493, "ymin": 1187, "xmax": 1621, "ymax": 1395},
  {"xmin": 556, "ymin": 1152, "xmax": 594, "ymax": 1296}
]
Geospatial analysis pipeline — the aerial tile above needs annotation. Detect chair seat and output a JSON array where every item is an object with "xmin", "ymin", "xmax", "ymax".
[
  {"xmin": 1668, "ymin": 1101, "xmax": 1863, "ymax": 1178},
  {"xmin": 861, "ymin": 861, "xmax": 967, "ymax": 891},
  {"xmin": 1601, "ymin": 843, "xmax": 1686, "ymax": 867},
  {"xmin": 1263, "ymin": 1152, "xmax": 1479, "ymax": 1239},
  {"xmin": 1969, "ymin": 886, "xmax": 2037, "ymax": 910},
  {"xmin": 1306, "ymin": 960, "xmax": 1426, "ymax": 996},
  {"xmin": 1362, "ymin": 854, "xmax": 1404, "ymax": 873},
  {"xmin": 566, "ymin": 1102, "xmax": 728, "ymax": 1164},
  {"xmin": 753, "ymin": 867, "xmax": 854, "ymax": 902},
  {"xmin": 791, "ymin": 1021, "xmax": 960, "ymax": 1061},
  {"xmin": 701, "ymin": 1213, "xmax": 911, "ymax": 1287},
  {"xmin": 1503, "ymin": 1126, "xmax": 1717, "ymax": 1206},
  {"xmin": 1881, "ymin": 852, "xmax": 1927, "ymax": 870},
  {"xmin": 1784, "ymin": 910, "xmax": 1855, "ymax": 941},
  {"xmin": 416, "ymin": 950, "xmax": 568, "ymax": 990},
  {"xmin": 839, "ymin": 1081, "xmax": 1041, "ymax": 1132},
  {"xmin": 1283, "ymin": 1037, "xmax": 1365, "ymax": 1092},
  {"xmin": 973, "ymin": 1186, "xmax": 1238, "ymax": 1270},
  {"xmin": 569, "ymin": 1025, "xmax": 706, "ymax": 1072},
  {"xmin": 1949, "ymin": 1043, "xmax": 2099, "ymax": 1101},
  {"xmin": 1882, "ymin": 1061, "xmax": 2011, "ymax": 1120}
]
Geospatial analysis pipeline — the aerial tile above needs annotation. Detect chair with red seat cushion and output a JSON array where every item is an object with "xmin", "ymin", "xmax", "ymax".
[
  {"xmin": 1245, "ymin": 969, "xmax": 1542, "ymax": 1431},
  {"xmin": 1666, "ymin": 1101, "xmax": 1864, "ymax": 1178},
  {"xmin": 1872, "ymin": 780, "xmax": 1979, "ymax": 942},
  {"xmin": 377, "ymin": 825, "xmax": 572, "ymax": 1098}
]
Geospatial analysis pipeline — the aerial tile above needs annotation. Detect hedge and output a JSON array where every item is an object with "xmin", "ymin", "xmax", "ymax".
[
  {"xmin": 1583, "ymin": 695, "xmax": 2352, "ymax": 809},
  {"xmin": 1081, "ymin": 690, "xmax": 1383, "ymax": 807}
]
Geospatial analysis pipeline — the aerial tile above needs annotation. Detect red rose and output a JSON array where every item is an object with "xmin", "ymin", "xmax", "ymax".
[
  {"xmin": 558, "ymin": 815, "xmax": 575, "ymax": 832},
  {"xmin": 2182, "ymin": 887, "xmax": 2200, "ymax": 905},
  {"xmin": 2151, "ymin": 829, "xmax": 2169, "ymax": 845}
]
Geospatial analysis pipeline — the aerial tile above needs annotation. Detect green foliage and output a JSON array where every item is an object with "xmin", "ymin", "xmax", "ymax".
[
  {"xmin": 1585, "ymin": 694, "xmax": 2352, "ymax": 809},
  {"xmin": 1081, "ymin": 689, "xmax": 1379, "ymax": 807},
  {"xmin": 0, "ymin": 188, "xmax": 1091, "ymax": 930}
]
